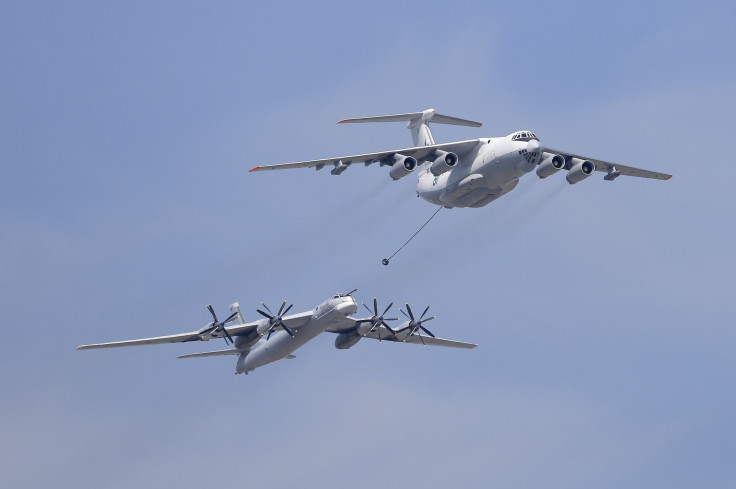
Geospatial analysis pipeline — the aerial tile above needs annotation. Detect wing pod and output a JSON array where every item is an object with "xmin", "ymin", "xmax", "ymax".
[
  {"xmin": 429, "ymin": 150, "xmax": 458, "ymax": 176},
  {"xmin": 335, "ymin": 330, "xmax": 361, "ymax": 349},
  {"xmin": 566, "ymin": 157, "xmax": 595, "ymax": 184},
  {"xmin": 388, "ymin": 154, "xmax": 418, "ymax": 180},
  {"xmin": 537, "ymin": 152, "xmax": 566, "ymax": 178}
]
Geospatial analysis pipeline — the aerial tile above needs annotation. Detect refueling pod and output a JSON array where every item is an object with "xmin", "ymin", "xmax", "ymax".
[
  {"xmin": 566, "ymin": 157, "xmax": 595, "ymax": 184},
  {"xmin": 388, "ymin": 154, "xmax": 417, "ymax": 180},
  {"xmin": 429, "ymin": 151, "xmax": 458, "ymax": 176}
]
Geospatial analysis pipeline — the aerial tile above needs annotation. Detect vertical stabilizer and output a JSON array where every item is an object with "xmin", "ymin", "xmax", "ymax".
[
  {"xmin": 338, "ymin": 108, "xmax": 482, "ymax": 147},
  {"xmin": 229, "ymin": 302, "xmax": 245, "ymax": 324}
]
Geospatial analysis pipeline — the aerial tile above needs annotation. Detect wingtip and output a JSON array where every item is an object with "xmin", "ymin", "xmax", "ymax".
[
  {"xmin": 337, "ymin": 119, "xmax": 348, "ymax": 124},
  {"xmin": 248, "ymin": 166, "xmax": 261, "ymax": 172},
  {"xmin": 665, "ymin": 174, "xmax": 673, "ymax": 180}
]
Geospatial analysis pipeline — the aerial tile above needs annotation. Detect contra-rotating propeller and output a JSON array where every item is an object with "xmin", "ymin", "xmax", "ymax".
[
  {"xmin": 206, "ymin": 304, "xmax": 239, "ymax": 345},
  {"xmin": 397, "ymin": 303, "xmax": 436, "ymax": 345},
  {"xmin": 256, "ymin": 300, "xmax": 295, "ymax": 340},
  {"xmin": 360, "ymin": 297, "xmax": 399, "ymax": 341}
]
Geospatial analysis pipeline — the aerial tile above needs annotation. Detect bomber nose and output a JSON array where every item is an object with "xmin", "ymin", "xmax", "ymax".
[{"xmin": 337, "ymin": 298, "xmax": 357, "ymax": 315}]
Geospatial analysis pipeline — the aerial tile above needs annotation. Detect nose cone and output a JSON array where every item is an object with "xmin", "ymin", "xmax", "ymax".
[
  {"xmin": 527, "ymin": 139, "xmax": 540, "ymax": 153},
  {"xmin": 336, "ymin": 298, "xmax": 357, "ymax": 315}
]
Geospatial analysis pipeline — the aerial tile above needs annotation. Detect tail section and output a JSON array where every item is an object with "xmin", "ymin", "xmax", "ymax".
[
  {"xmin": 229, "ymin": 302, "xmax": 245, "ymax": 324},
  {"xmin": 338, "ymin": 108, "xmax": 482, "ymax": 147}
]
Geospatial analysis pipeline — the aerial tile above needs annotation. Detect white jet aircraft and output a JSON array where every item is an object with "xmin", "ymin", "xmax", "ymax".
[
  {"xmin": 77, "ymin": 291, "xmax": 476, "ymax": 375},
  {"xmin": 250, "ymin": 108, "xmax": 672, "ymax": 210}
]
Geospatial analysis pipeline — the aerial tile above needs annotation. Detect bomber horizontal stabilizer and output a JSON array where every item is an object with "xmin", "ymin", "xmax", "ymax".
[{"xmin": 178, "ymin": 349, "xmax": 243, "ymax": 359}]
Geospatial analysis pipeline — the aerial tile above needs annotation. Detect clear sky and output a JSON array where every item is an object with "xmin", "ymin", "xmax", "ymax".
[{"xmin": 1, "ymin": 1, "xmax": 735, "ymax": 488}]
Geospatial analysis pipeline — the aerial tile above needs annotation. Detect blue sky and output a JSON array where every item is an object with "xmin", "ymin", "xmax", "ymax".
[{"xmin": 1, "ymin": 1, "xmax": 735, "ymax": 488}]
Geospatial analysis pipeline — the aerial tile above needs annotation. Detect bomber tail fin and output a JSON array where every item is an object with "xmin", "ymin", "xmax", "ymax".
[
  {"xmin": 338, "ymin": 108, "xmax": 481, "ymax": 147},
  {"xmin": 229, "ymin": 302, "xmax": 245, "ymax": 325}
]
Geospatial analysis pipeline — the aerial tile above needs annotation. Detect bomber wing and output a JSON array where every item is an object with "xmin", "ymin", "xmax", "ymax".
[
  {"xmin": 326, "ymin": 321, "xmax": 477, "ymax": 349},
  {"xmin": 361, "ymin": 325, "xmax": 477, "ymax": 349},
  {"xmin": 249, "ymin": 139, "xmax": 481, "ymax": 173},
  {"xmin": 543, "ymin": 146, "xmax": 672, "ymax": 181},
  {"xmin": 77, "ymin": 311, "xmax": 314, "ymax": 350},
  {"xmin": 77, "ymin": 331, "xmax": 203, "ymax": 350}
]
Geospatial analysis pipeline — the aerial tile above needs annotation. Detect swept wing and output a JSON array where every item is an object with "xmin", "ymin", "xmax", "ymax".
[
  {"xmin": 326, "ymin": 321, "xmax": 477, "ymax": 349},
  {"xmin": 249, "ymin": 139, "xmax": 481, "ymax": 172},
  {"xmin": 77, "ymin": 311, "xmax": 313, "ymax": 350},
  {"xmin": 543, "ymin": 146, "xmax": 672, "ymax": 180},
  {"xmin": 361, "ymin": 325, "xmax": 477, "ymax": 349}
]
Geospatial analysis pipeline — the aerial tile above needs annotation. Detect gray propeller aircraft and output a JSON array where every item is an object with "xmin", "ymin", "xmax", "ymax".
[
  {"xmin": 77, "ymin": 290, "xmax": 476, "ymax": 375},
  {"xmin": 250, "ymin": 108, "xmax": 671, "ymax": 209}
]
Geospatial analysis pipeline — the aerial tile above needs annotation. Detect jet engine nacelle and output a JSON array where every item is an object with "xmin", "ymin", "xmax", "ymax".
[
  {"xmin": 429, "ymin": 151, "xmax": 458, "ymax": 176},
  {"xmin": 335, "ymin": 331, "xmax": 361, "ymax": 350},
  {"xmin": 536, "ymin": 153, "xmax": 566, "ymax": 178},
  {"xmin": 566, "ymin": 157, "xmax": 595, "ymax": 184},
  {"xmin": 388, "ymin": 154, "xmax": 417, "ymax": 180}
]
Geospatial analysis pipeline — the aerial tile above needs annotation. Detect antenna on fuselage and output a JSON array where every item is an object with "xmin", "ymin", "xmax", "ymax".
[{"xmin": 381, "ymin": 206, "xmax": 443, "ymax": 266}]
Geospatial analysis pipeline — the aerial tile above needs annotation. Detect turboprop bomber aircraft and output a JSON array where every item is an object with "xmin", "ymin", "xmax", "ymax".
[
  {"xmin": 77, "ymin": 291, "xmax": 476, "ymax": 375},
  {"xmin": 250, "ymin": 109, "xmax": 671, "ymax": 209}
]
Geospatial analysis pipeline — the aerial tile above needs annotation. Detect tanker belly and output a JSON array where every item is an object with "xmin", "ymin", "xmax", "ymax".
[{"xmin": 418, "ymin": 155, "xmax": 530, "ymax": 208}]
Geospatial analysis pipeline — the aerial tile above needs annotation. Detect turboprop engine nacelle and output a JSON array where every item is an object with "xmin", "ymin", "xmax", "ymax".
[
  {"xmin": 537, "ymin": 153, "xmax": 566, "ymax": 178},
  {"xmin": 255, "ymin": 318, "xmax": 272, "ymax": 336},
  {"xmin": 566, "ymin": 157, "xmax": 595, "ymax": 184},
  {"xmin": 388, "ymin": 154, "xmax": 417, "ymax": 180},
  {"xmin": 429, "ymin": 151, "xmax": 458, "ymax": 176},
  {"xmin": 233, "ymin": 329, "xmax": 261, "ymax": 350},
  {"xmin": 335, "ymin": 331, "xmax": 361, "ymax": 350}
]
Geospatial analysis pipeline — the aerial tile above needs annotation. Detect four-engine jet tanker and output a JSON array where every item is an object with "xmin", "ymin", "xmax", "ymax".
[{"xmin": 250, "ymin": 108, "xmax": 671, "ymax": 209}]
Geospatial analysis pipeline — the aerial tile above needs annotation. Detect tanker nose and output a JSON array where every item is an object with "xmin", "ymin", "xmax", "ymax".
[
  {"xmin": 517, "ymin": 138, "xmax": 541, "ymax": 173},
  {"xmin": 527, "ymin": 138, "xmax": 540, "ymax": 153}
]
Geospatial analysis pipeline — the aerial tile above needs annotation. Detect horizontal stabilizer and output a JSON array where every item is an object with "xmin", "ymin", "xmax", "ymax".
[
  {"xmin": 178, "ymin": 348, "xmax": 244, "ymax": 359},
  {"xmin": 338, "ymin": 108, "xmax": 481, "ymax": 128}
]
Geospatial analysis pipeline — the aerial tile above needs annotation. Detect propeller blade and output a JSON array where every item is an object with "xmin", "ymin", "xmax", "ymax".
[
  {"xmin": 379, "ymin": 321, "xmax": 397, "ymax": 335},
  {"xmin": 346, "ymin": 288, "xmax": 358, "ymax": 296},
  {"xmin": 400, "ymin": 308, "xmax": 410, "ymax": 319},
  {"xmin": 281, "ymin": 304, "xmax": 293, "ymax": 316},
  {"xmin": 420, "ymin": 316, "xmax": 436, "ymax": 324},
  {"xmin": 373, "ymin": 297, "xmax": 378, "ymax": 316},
  {"xmin": 405, "ymin": 303, "xmax": 415, "ymax": 321},
  {"xmin": 261, "ymin": 302, "xmax": 274, "ymax": 315},
  {"xmin": 420, "ymin": 306, "xmax": 430, "ymax": 321},
  {"xmin": 419, "ymin": 325, "xmax": 435, "ymax": 338},
  {"xmin": 223, "ymin": 311, "xmax": 239, "ymax": 324},
  {"xmin": 266, "ymin": 328, "xmax": 274, "ymax": 341},
  {"xmin": 277, "ymin": 300, "xmax": 287, "ymax": 316},
  {"xmin": 418, "ymin": 332, "xmax": 426, "ymax": 345},
  {"xmin": 280, "ymin": 323, "xmax": 295, "ymax": 337},
  {"xmin": 362, "ymin": 302, "xmax": 373, "ymax": 315},
  {"xmin": 223, "ymin": 328, "xmax": 234, "ymax": 344},
  {"xmin": 256, "ymin": 309, "xmax": 273, "ymax": 320},
  {"xmin": 382, "ymin": 302, "xmax": 394, "ymax": 317},
  {"xmin": 206, "ymin": 304, "xmax": 218, "ymax": 323}
]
